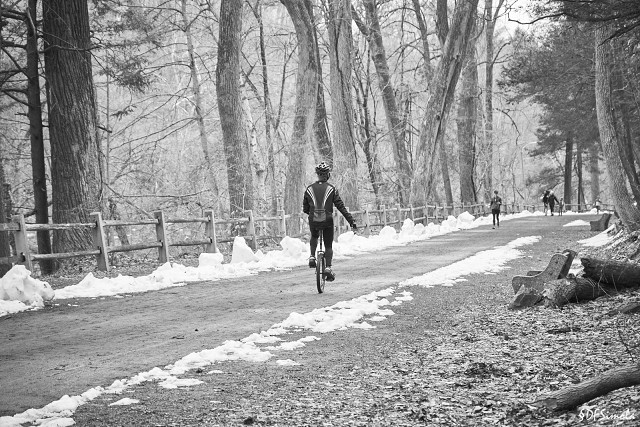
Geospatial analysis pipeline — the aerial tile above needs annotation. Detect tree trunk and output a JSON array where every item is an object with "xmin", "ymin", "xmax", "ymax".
[
  {"xmin": 581, "ymin": 256, "xmax": 640, "ymax": 289},
  {"xmin": 411, "ymin": 0, "xmax": 479, "ymax": 205},
  {"xmin": 589, "ymin": 143, "xmax": 600, "ymax": 204},
  {"xmin": 457, "ymin": 22, "xmax": 479, "ymax": 205},
  {"xmin": 243, "ymin": 93, "xmax": 267, "ymax": 212},
  {"xmin": 108, "ymin": 197, "xmax": 130, "ymax": 247},
  {"xmin": 43, "ymin": 0, "xmax": 103, "ymax": 255},
  {"xmin": 612, "ymin": 46, "xmax": 640, "ymax": 204},
  {"xmin": 594, "ymin": 24, "xmax": 640, "ymax": 231},
  {"xmin": 0, "ymin": 147, "xmax": 11, "ymax": 277},
  {"xmin": 615, "ymin": 93, "xmax": 640, "ymax": 203},
  {"xmin": 483, "ymin": 0, "xmax": 495, "ymax": 202},
  {"xmin": 411, "ymin": 0, "xmax": 433, "ymax": 81},
  {"xmin": 440, "ymin": 140, "xmax": 454, "ymax": 207},
  {"xmin": 252, "ymin": 0, "xmax": 278, "ymax": 214},
  {"xmin": 312, "ymin": 0, "xmax": 334, "ymax": 165},
  {"xmin": 353, "ymin": 60, "xmax": 381, "ymax": 205},
  {"xmin": 542, "ymin": 277, "xmax": 610, "ymax": 308},
  {"xmin": 563, "ymin": 137, "xmax": 573, "ymax": 206},
  {"xmin": 362, "ymin": 0, "xmax": 411, "ymax": 206},
  {"xmin": 313, "ymin": 68, "xmax": 332, "ymax": 163},
  {"xmin": 533, "ymin": 363, "xmax": 640, "ymax": 411},
  {"xmin": 576, "ymin": 145, "xmax": 584, "ymax": 210},
  {"xmin": 181, "ymin": 0, "xmax": 220, "ymax": 210},
  {"xmin": 311, "ymin": 0, "xmax": 333, "ymax": 165},
  {"xmin": 510, "ymin": 277, "xmax": 611, "ymax": 309},
  {"xmin": 435, "ymin": 0, "xmax": 449, "ymax": 48},
  {"xmin": 216, "ymin": 0, "xmax": 253, "ymax": 215},
  {"xmin": 281, "ymin": 0, "xmax": 318, "ymax": 232},
  {"xmin": 26, "ymin": 0, "xmax": 53, "ymax": 274},
  {"xmin": 326, "ymin": 0, "xmax": 358, "ymax": 210}
]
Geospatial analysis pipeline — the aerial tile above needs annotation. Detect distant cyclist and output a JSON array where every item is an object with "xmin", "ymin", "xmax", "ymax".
[{"xmin": 303, "ymin": 162, "xmax": 357, "ymax": 281}]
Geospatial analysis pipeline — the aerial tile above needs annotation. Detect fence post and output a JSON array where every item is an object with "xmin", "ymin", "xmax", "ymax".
[
  {"xmin": 154, "ymin": 211, "xmax": 170, "ymax": 264},
  {"xmin": 410, "ymin": 205, "xmax": 415, "ymax": 222},
  {"xmin": 90, "ymin": 212, "xmax": 110, "ymax": 272},
  {"xmin": 204, "ymin": 210, "xmax": 218, "ymax": 253},
  {"xmin": 364, "ymin": 205, "xmax": 371, "ymax": 237},
  {"xmin": 382, "ymin": 204, "xmax": 387, "ymax": 226},
  {"xmin": 279, "ymin": 209, "xmax": 286, "ymax": 237},
  {"xmin": 13, "ymin": 214, "xmax": 32, "ymax": 271},
  {"xmin": 245, "ymin": 210, "xmax": 257, "ymax": 250},
  {"xmin": 396, "ymin": 203, "xmax": 402, "ymax": 227}
]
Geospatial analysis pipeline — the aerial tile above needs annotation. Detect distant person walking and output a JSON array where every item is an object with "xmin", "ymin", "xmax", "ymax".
[
  {"xmin": 542, "ymin": 190, "xmax": 550, "ymax": 216},
  {"xmin": 490, "ymin": 190, "xmax": 502, "ymax": 229},
  {"xmin": 548, "ymin": 190, "xmax": 559, "ymax": 216},
  {"xmin": 558, "ymin": 198, "xmax": 564, "ymax": 216},
  {"xmin": 595, "ymin": 199, "xmax": 602, "ymax": 214}
]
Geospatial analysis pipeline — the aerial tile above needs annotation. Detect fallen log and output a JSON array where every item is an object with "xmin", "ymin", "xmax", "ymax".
[
  {"xmin": 532, "ymin": 363, "xmax": 640, "ymax": 411},
  {"xmin": 542, "ymin": 277, "xmax": 613, "ymax": 308},
  {"xmin": 509, "ymin": 277, "xmax": 614, "ymax": 309},
  {"xmin": 581, "ymin": 257, "xmax": 640, "ymax": 289}
]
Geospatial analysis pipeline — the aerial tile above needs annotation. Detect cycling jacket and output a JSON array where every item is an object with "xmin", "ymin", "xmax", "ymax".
[{"xmin": 303, "ymin": 181, "xmax": 355, "ymax": 226}]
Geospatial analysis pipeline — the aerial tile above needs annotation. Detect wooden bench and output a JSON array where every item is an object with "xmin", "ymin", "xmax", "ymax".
[
  {"xmin": 511, "ymin": 249, "xmax": 577, "ymax": 293},
  {"xmin": 590, "ymin": 213, "xmax": 612, "ymax": 232}
]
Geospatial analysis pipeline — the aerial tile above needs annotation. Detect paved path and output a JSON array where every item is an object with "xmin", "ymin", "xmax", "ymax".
[{"xmin": 0, "ymin": 214, "xmax": 595, "ymax": 415}]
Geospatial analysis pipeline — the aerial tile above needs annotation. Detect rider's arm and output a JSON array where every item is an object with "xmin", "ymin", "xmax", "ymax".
[
  {"xmin": 303, "ymin": 189, "xmax": 310, "ymax": 215},
  {"xmin": 332, "ymin": 188, "xmax": 356, "ymax": 227}
]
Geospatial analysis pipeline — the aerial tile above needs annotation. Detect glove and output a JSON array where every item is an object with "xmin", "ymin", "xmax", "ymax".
[{"xmin": 351, "ymin": 223, "xmax": 358, "ymax": 232}]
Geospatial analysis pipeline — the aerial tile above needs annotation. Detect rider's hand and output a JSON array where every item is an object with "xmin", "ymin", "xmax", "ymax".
[{"xmin": 351, "ymin": 223, "xmax": 358, "ymax": 233}]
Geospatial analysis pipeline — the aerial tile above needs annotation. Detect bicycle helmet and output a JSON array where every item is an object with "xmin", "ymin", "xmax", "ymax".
[{"xmin": 315, "ymin": 162, "xmax": 331, "ymax": 174}]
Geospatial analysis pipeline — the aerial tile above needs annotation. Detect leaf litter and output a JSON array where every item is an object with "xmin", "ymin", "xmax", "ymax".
[{"xmin": 69, "ymin": 227, "xmax": 640, "ymax": 426}]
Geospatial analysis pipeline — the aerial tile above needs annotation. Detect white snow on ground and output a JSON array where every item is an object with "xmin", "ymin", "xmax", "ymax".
[
  {"xmin": 0, "ymin": 210, "xmax": 604, "ymax": 427},
  {"xmin": 108, "ymin": 398, "xmax": 139, "ymax": 407},
  {"xmin": 563, "ymin": 220, "xmax": 589, "ymax": 227},
  {"xmin": 578, "ymin": 225, "xmax": 617, "ymax": 247},
  {"xmin": 399, "ymin": 236, "xmax": 541, "ymax": 288}
]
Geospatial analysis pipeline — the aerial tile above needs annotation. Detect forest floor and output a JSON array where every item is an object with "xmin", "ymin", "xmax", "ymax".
[{"xmin": 4, "ymin": 214, "xmax": 640, "ymax": 426}]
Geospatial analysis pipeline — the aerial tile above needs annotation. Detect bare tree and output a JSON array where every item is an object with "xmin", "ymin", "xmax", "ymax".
[
  {"xmin": 411, "ymin": 0, "xmax": 480, "ymax": 205},
  {"xmin": 1, "ymin": 1, "xmax": 54, "ymax": 272},
  {"xmin": 43, "ymin": 0, "xmax": 103, "ymax": 254},
  {"xmin": 216, "ymin": 0, "xmax": 254, "ymax": 214},
  {"xmin": 250, "ymin": 0, "xmax": 279, "ymax": 214},
  {"xmin": 594, "ymin": 23, "xmax": 640, "ymax": 230},
  {"xmin": 588, "ymin": 143, "xmax": 600, "ymax": 203},
  {"xmin": 310, "ymin": 4, "xmax": 332, "ymax": 165},
  {"xmin": 457, "ymin": 30, "xmax": 479, "ymax": 205},
  {"xmin": 354, "ymin": 0, "xmax": 411, "ymax": 205},
  {"xmin": 326, "ymin": 0, "xmax": 359, "ymax": 210},
  {"xmin": 180, "ymin": 0, "xmax": 220, "ymax": 208},
  {"xmin": 0, "ymin": 141, "xmax": 11, "ymax": 277},
  {"xmin": 482, "ymin": 0, "xmax": 505, "ymax": 201},
  {"xmin": 280, "ymin": 0, "xmax": 318, "ymax": 228}
]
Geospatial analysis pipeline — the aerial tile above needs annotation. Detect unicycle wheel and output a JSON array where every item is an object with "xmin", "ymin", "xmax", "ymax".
[{"xmin": 316, "ymin": 252, "xmax": 326, "ymax": 293}]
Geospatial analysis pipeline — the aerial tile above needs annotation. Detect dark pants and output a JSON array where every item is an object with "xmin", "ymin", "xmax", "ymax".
[
  {"xmin": 549, "ymin": 203, "xmax": 555, "ymax": 215},
  {"xmin": 492, "ymin": 209, "xmax": 500, "ymax": 226},
  {"xmin": 310, "ymin": 221, "xmax": 334, "ymax": 266}
]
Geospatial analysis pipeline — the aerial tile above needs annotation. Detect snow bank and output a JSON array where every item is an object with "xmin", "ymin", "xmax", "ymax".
[
  {"xmin": 0, "ymin": 208, "xmax": 593, "ymax": 318},
  {"xmin": 0, "ymin": 266, "xmax": 54, "ymax": 316}
]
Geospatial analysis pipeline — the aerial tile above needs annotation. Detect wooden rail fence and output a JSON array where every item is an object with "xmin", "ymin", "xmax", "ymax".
[{"xmin": 0, "ymin": 201, "xmax": 611, "ymax": 273}]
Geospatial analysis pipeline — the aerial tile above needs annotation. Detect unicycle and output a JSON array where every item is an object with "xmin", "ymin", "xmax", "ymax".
[{"xmin": 316, "ymin": 229, "xmax": 327, "ymax": 294}]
